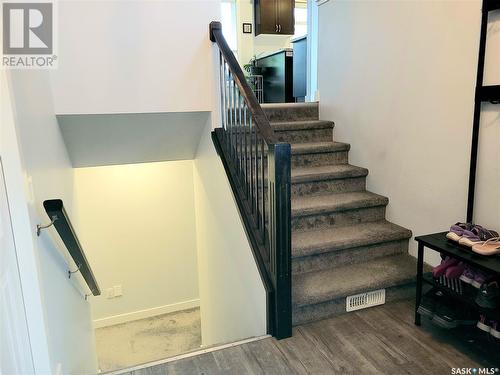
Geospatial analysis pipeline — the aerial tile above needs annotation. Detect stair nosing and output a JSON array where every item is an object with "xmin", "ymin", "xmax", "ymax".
[
  {"xmin": 262, "ymin": 102, "xmax": 318, "ymax": 109},
  {"xmin": 292, "ymin": 192, "xmax": 388, "ymax": 217},
  {"xmin": 291, "ymin": 142, "xmax": 350, "ymax": 155},
  {"xmin": 292, "ymin": 165, "xmax": 368, "ymax": 183},
  {"xmin": 292, "ymin": 221, "xmax": 412, "ymax": 258},
  {"xmin": 271, "ymin": 120, "xmax": 334, "ymax": 131}
]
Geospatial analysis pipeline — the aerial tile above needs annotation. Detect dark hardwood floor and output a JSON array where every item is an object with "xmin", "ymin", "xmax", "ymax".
[{"xmin": 123, "ymin": 300, "xmax": 499, "ymax": 374}]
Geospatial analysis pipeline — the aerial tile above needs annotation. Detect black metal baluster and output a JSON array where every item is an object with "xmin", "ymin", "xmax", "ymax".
[
  {"xmin": 219, "ymin": 53, "xmax": 223, "ymax": 130},
  {"xmin": 250, "ymin": 116, "xmax": 255, "ymax": 213},
  {"xmin": 261, "ymin": 139, "xmax": 265, "ymax": 241},
  {"xmin": 225, "ymin": 63, "xmax": 230, "ymax": 137},
  {"xmin": 235, "ymin": 89, "xmax": 239, "ymax": 173},
  {"xmin": 238, "ymin": 92, "xmax": 243, "ymax": 178},
  {"xmin": 220, "ymin": 55, "xmax": 227, "ymax": 138},
  {"xmin": 255, "ymin": 131, "xmax": 260, "ymax": 228},
  {"xmin": 233, "ymin": 80, "xmax": 238, "ymax": 160},
  {"xmin": 243, "ymin": 103, "xmax": 248, "ymax": 197},
  {"xmin": 224, "ymin": 62, "xmax": 229, "ymax": 147},
  {"xmin": 228, "ymin": 73, "xmax": 233, "ymax": 156}
]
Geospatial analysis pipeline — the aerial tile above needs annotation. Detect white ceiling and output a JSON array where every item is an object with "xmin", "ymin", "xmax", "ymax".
[{"xmin": 57, "ymin": 112, "xmax": 210, "ymax": 168}]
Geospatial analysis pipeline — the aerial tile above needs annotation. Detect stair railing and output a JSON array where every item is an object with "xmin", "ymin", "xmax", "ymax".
[
  {"xmin": 209, "ymin": 21, "xmax": 292, "ymax": 339},
  {"xmin": 39, "ymin": 199, "xmax": 100, "ymax": 297}
]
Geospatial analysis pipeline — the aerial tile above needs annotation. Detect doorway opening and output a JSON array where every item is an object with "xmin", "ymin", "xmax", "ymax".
[{"xmin": 222, "ymin": 0, "xmax": 319, "ymax": 103}]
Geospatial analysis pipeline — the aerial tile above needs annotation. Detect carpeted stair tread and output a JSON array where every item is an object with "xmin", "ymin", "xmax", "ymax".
[
  {"xmin": 292, "ymin": 191, "xmax": 388, "ymax": 217},
  {"xmin": 262, "ymin": 102, "xmax": 319, "ymax": 110},
  {"xmin": 292, "ymin": 220, "xmax": 412, "ymax": 258},
  {"xmin": 291, "ymin": 142, "xmax": 350, "ymax": 155},
  {"xmin": 271, "ymin": 120, "xmax": 334, "ymax": 131},
  {"xmin": 262, "ymin": 102, "xmax": 319, "ymax": 121},
  {"xmin": 293, "ymin": 254, "xmax": 417, "ymax": 307},
  {"xmin": 291, "ymin": 164, "xmax": 368, "ymax": 183}
]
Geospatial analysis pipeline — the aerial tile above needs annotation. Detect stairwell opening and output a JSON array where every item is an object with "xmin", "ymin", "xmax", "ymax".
[{"xmin": 67, "ymin": 116, "xmax": 268, "ymax": 373}]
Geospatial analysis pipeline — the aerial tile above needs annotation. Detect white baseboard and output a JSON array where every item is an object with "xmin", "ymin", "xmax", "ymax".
[{"xmin": 93, "ymin": 299, "xmax": 200, "ymax": 329}]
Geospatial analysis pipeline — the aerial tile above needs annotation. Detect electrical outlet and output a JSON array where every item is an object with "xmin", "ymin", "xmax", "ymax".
[
  {"xmin": 113, "ymin": 285, "xmax": 123, "ymax": 297},
  {"xmin": 106, "ymin": 287, "xmax": 114, "ymax": 299}
]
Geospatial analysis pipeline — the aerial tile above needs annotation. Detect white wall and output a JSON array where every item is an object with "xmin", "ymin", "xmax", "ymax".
[
  {"xmin": 2, "ymin": 71, "xmax": 97, "ymax": 374},
  {"xmin": 0, "ymin": 160, "xmax": 34, "ymax": 375},
  {"xmin": 193, "ymin": 120, "xmax": 267, "ymax": 347},
  {"xmin": 1, "ymin": 73, "xmax": 39, "ymax": 375},
  {"xmin": 74, "ymin": 161, "xmax": 200, "ymax": 327},
  {"xmin": 50, "ymin": 0, "xmax": 220, "ymax": 115},
  {"xmin": 317, "ymin": 0, "xmax": 500, "ymax": 265}
]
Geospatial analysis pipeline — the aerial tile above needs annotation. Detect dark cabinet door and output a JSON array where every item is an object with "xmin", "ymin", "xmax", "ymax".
[
  {"xmin": 277, "ymin": 0, "xmax": 295, "ymax": 35},
  {"xmin": 255, "ymin": 0, "xmax": 278, "ymax": 35},
  {"xmin": 255, "ymin": 0, "xmax": 294, "ymax": 36}
]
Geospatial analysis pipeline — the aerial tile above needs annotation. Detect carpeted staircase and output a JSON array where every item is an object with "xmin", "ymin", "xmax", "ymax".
[{"xmin": 262, "ymin": 102, "xmax": 417, "ymax": 326}]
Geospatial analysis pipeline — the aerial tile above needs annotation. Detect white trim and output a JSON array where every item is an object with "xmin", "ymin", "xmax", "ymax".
[
  {"xmin": 93, "ymin": 299, "xmax": 200, "ymax": 328},
  {"xmin": 104, "ymin": 335, "xmax": 271, "ymax": 375},
  {"xmin": 1, "ymin": 71, "xmax": 52, "ymax": 374}
]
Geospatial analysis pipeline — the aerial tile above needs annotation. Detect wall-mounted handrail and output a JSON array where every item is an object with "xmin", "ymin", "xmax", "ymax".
[
  {"xmin": 209, "ymin": 21, "xmax": 292, "ymax": 339},
  {"xmin": 41, "ymin": 199, "xmax": 100, "ymax": 296}
]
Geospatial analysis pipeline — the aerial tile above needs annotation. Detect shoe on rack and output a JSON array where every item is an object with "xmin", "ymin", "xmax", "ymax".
[
  {"xmin": 417, "ymin": 289, "xmax": 443, "ymax": 319},
  {"xmin": 475, "ymin": 281, "xmax": 500, "ymax": 309},
  {"xmin": 459, "ymin": 265, "xmax": 476, "ymax": 286},
  {"xmin": 490, "ymin": 321, "xmax": 500, "ymax": 339},
  {"xmin": 431, "ymin": 298, "xmax": 476, "ymax": 329},
  {"xmin": 432, "ymin": 256, "xmax": 460, "ymax": 278},
  {"xmin": 458, "ymin": 226, "xmax": 499, "ymax": 248},
  {"xmin": 446, "ymin": 222, "xmax": 474, "ymax": 242},
  {"xmin": 476, "ymin": 315, "xmax": 491, "ymax": 333},
  {"xmin": 445, "ymin": 262, "xmax": 465, "ymax": 279},
  {"xmin": 477, "ymin": 314, "xmax": 491, "ymax": 332},
  {"xmin": 472, "ymin": 237, "xmax": 500, "ymax": 256},
  {"xmin": 472, "ymin": 270, "xmax": 487, "ymax": 289}
]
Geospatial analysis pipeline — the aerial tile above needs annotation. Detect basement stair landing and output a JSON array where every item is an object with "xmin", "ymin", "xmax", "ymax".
[{"xmin": 261, "ymin": 102, "xmax": 418, "ymax": 326}]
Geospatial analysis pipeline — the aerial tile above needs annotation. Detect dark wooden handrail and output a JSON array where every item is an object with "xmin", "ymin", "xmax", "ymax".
[
  {"xmin": 209, "ymin": 21, "xmax": 277, "ymax": 145},
  {"xmin": 43, "ymin": 199, "xmax": 100, "ymax": 296}
]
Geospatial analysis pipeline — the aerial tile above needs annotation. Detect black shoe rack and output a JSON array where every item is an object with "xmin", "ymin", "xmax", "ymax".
[{"xmin": 415, "ymin": 233, "xmax": 500, "ymax": 329}]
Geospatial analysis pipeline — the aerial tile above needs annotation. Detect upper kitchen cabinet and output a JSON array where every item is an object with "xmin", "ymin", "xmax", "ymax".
[{"xmin": 254, "ymin": 0, "xmax": 295, "ymax": 36}]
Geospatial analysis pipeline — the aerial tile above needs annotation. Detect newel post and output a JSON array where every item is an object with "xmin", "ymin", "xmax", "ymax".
[{"xmin": 268, "ymin": 143, "xmax": 292, "ymax": 339}]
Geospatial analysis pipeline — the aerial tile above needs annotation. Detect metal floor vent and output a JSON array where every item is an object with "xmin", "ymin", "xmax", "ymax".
[{"xmin": 346, "ymin": 289, "xmax": 386, "ymax": 312}]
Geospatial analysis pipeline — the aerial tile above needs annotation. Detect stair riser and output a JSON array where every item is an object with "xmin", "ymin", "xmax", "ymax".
[
  {"xmin": 226, "ymin": 143, "xmax": 348, "ymax": 167},
  {"xmin": 292, "ymin": 240, "xmax": 408, "ymax": 274},
  {"xmin": 263, "ymin": 106, "xmax": 319, "ymax": 122},
  {"xmin": 276, "ymin": 128, "xmax": 333, "ymax": 144},
  {"xmin": 292, "ymin": 177, "xmax": 366, "ymax": 197},
  {"xmin": 292, "ymin": 283, "xmax": 415, "ymax": 326},
  {"xmin": 292, "ymin": 206, "xmax": 387, "ymax": 232},
  {"xmin": 292, "ymin": 151, "xmax": 348, "ymax": 167}
]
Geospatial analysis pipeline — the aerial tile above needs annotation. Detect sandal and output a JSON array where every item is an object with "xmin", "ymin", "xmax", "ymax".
[
  {"xmin": 458, "ymin": 226, "xmax": 499, "ymax": 248},
  {"xmin": 472, "ymin": 237, "xmax": 500, "ymax": 256},
  {"xmin": 446, "ymin": 222, "xmax": 474, "ymax": 242}
]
